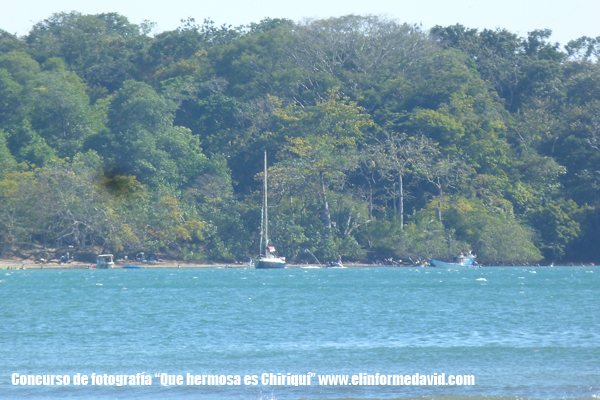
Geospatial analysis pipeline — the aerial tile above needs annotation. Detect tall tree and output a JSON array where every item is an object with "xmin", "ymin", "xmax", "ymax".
[
  {"xmin": 416, "ymin": 155, "xmax": 470, "ymax": 222},
  {"xmin": 26, "ymin": 12, "xmax": 151, "ymax": 92},
  {"xmin": 87, "ymin": 80, "xmax": 209, "ymax": 188},
  {"xmin": 372, "ymin": 133, "xmax": 436, "ymax": 229}
]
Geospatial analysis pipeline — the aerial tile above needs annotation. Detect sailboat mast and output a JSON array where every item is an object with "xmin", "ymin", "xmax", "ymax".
[
  {"xmin": 264, "ymin": 150, "xmax": 268, "ymax": 257},
  {"xmin": 259, "ymin": 204, "xmax": 264, "ymax": 257}
]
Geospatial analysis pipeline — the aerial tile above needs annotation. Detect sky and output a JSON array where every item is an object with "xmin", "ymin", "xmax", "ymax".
[{"xmin": 2, "ymin": 0, "xmax": 599, "ymax": 47}]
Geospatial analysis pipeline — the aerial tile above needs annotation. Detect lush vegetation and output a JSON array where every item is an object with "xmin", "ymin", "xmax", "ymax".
[{"xmin": 1, "ymin": 13, "xmax": 599, "ymax": 264}]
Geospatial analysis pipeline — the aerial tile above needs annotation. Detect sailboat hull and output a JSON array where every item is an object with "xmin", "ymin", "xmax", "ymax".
[{"xmin": 255, "ymin": 258, "xmax": 286, "ymax": 269}]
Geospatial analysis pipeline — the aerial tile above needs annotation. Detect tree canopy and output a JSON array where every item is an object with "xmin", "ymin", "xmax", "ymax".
[{"xmin": 1, "ymin": 12, "xmax": 598, "ymax": 264}]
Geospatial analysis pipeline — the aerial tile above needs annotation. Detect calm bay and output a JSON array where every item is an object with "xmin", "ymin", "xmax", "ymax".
[{"xmin": 1, "ymin": 266, "xmax": 598, "ymax": 399}]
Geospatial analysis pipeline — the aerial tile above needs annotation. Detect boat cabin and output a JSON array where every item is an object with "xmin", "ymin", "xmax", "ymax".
[
  {"xmin": 96, "ymin": 254, "xmax": 115, "ymax": 269},
  {"xmin": 451, "ymin": 254, "xmax": 476, "ymax": 266}
]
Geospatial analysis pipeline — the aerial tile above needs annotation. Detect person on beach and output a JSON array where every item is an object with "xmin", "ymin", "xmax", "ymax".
[{"xmin": 59, "ymin": 252, "xmax": 70, "ymax": 264}]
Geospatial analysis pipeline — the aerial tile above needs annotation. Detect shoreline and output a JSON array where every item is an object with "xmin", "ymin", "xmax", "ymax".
[
  {"xmin": 0, "ymin": 258, "xmax": 596, "ymax": 270},
  {"xmin": 0, "ymin": 261, "xmax": 388, "ymax": 269},
  {"xmin": 0, "ymin": 259, "xmax": 249, "ymax": 270}
]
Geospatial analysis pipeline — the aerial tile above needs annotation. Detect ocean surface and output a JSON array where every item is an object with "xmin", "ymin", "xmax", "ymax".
[{"xmin": 0, "ymin": 266, "xmax": 598, "ymax": 399}]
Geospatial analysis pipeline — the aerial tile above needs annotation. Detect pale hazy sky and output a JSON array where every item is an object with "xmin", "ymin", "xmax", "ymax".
[{"xmin": 1, "ymin": 0, "xmax": 597, "ymax": 46}]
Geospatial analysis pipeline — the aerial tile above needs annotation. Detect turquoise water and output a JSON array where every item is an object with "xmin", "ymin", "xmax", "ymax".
[{"xmin": 0, "ymin": 266, "xmax": 598, "ymax": 399}]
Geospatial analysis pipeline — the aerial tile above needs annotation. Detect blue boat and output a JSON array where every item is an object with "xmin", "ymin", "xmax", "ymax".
[
  {"xmin": 323, "ymin": 262, "xmax": 344, "ymax": 268},
  {"xmin": 429, "ymin": 252, "xmax": 479, "ymax": 268}
]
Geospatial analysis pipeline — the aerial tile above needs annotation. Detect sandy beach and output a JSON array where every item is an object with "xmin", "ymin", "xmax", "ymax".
[
  {"xmin": 0, "ymin": 258, "xmax": 369, "ymax": 269},
  {"xmin": 0, "ymin": 258, "xmax": 379, "ymax": 269},
  {"xmin": 0, "ymin": 258, "xmax": 250, "ymax": 270}
]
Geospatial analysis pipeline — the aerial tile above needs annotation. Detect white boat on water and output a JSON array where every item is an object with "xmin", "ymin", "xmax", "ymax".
[
  {"xmin": 96, "ymin": 254, "xmax": 115, "ymax": 269},
  {"xmin": 255, "ymin": 151, "xmax": 285, "ymax": 269}
]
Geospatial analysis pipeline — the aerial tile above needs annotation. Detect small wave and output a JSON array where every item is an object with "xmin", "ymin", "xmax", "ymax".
[
  {"xmin": 252, "ymin": 397, "xmax": 595, "ymax": 400},
  {"xmin": 476, "ymin": 278, "xmax": 487, "ymax": 281}
]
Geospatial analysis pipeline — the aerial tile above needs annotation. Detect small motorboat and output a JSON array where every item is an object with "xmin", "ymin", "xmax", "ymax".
[
  {"xmin": 96, "ymin": 254, "xmax": 115, "ymax": 269},
  {"xmin": 429, "ymin": 252, "xmax": 479, "ymax": 268}
]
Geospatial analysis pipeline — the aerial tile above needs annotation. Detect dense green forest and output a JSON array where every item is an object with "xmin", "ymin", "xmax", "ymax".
[{"xmin": 1, "ymin": 12, "xmax": 599, "ymax": 264}]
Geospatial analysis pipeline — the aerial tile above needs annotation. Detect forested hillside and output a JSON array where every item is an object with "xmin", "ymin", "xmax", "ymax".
[{"xmin": 1, "ymin": 13, "xmax": 599, "ymax": 264}]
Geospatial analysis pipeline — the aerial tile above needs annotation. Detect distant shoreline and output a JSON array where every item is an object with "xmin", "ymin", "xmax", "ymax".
[
  {"xmin": 0, "ymin": 260, "xmax": 379, "ymax": 269},
  {"xmin": 0, "ymin": 259, "xmax": 247, "ymax": 270},
  {"xmin": 0, "ymin": 258, "xmax": 596, "ymax": 270}
]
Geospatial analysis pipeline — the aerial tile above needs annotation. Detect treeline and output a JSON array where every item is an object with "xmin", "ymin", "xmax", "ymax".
[{"xmin": 1, "ymin": 13, "xmax": 599, "ymax": 264}]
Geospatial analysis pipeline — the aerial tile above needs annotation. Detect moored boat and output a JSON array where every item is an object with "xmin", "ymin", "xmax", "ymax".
[
  {"xmin": 255, "ymin": 254, "xmax": 286, "ymax": 269},
  {"xmin": 429, "ymin": 252, "xmax": 479, "ymax": 268},
  {"xmin": 255, "ymin": 151, "xmax": 285, "ymax": 269},
  {"xmin": 96, "ymin": 254, "xmax": 115, "ymax": 269}
]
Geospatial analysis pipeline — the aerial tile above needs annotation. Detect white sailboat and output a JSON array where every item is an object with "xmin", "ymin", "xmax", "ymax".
[{"xmin": 254, "ymin": 151, "xmax": 286, "ymax": 269}]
